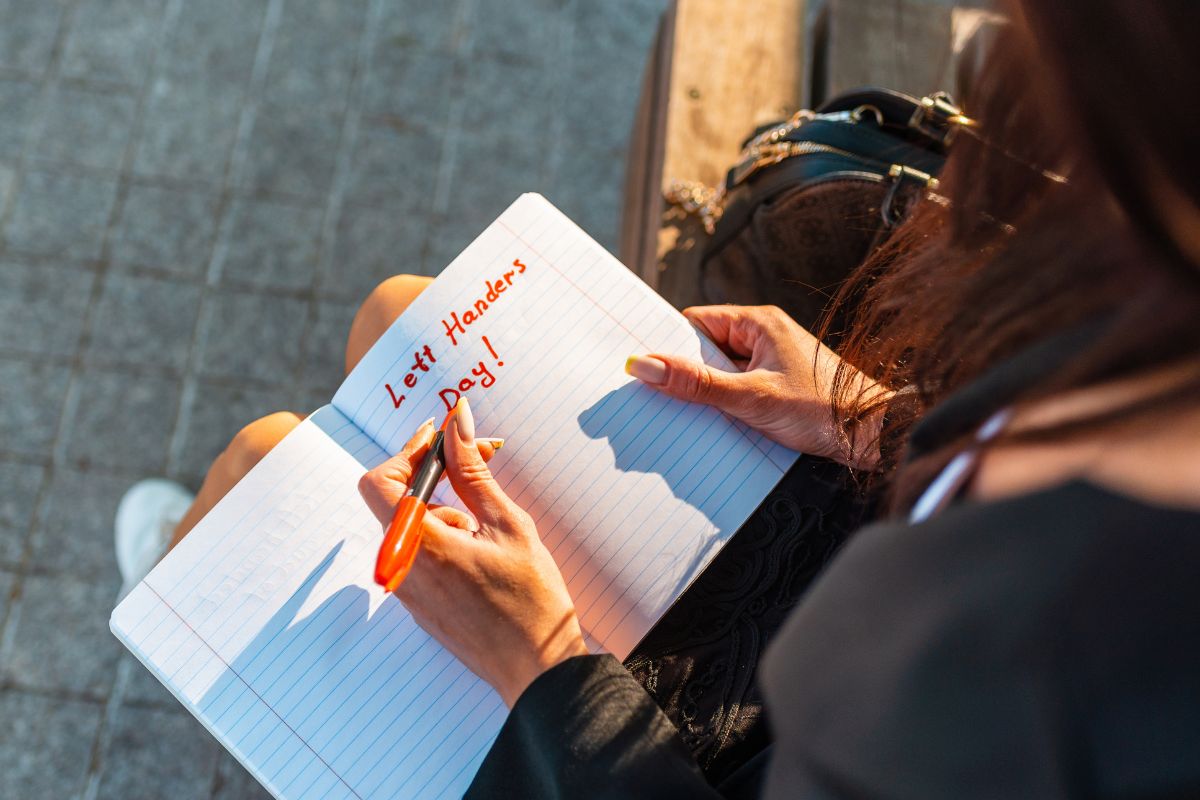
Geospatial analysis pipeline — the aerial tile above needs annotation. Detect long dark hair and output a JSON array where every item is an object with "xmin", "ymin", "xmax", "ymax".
[{"xmin": 823, "ymin": 0, "xmax": 1200, "ymax": 513}]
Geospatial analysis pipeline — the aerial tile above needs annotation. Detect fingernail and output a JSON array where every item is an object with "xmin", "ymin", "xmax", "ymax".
[
  {"xmin": 419, "ymin": 416, "xmax": 435, "ymax": 430},
  {"xmin": 454, "ymin": 397, "xmax": 476, "ymax": 443},
  {"xmin": 477, "ymin": 437, "xmax": 504, "ymax": 450},
  {"xmin": 625, "ymin": 355, "xmax": 667, "ymax": 385}
]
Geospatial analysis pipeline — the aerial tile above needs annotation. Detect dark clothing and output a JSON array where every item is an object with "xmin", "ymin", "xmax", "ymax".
[
  {"xmin": 469, "ymin": 318, "xmax": 1200, "ymax": 798},
  {"xmin": 623, "ymin": 454, "xmax": 868, "ymax": 782},
  {"xmin": 468, "ymin": 482, "xmax": 1200, "ymax": 798}
]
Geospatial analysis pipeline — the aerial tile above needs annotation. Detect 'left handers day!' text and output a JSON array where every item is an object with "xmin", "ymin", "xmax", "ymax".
[{"xmin": 383, "ymin": 258, "xmax": 526, "ymax": 413}]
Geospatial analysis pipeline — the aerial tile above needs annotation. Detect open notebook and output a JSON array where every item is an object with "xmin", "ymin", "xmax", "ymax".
[{"xmin": 111, "ymin": 194, "xmax": 798, "ymax": 799}]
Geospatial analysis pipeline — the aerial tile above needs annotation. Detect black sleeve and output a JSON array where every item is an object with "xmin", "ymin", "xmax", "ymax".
[
  {"xmin": 466, "ymin": 654, "xmax": 724, "ymax": 800},
  {"xmin": 758, "ymin": 485, "xmax": 1200, "ymax": 799}
]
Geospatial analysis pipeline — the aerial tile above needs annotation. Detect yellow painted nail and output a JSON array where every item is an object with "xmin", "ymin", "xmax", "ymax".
[{"xmin": 625, "ymin": 355, "xmax": 668, "ymax": 385}]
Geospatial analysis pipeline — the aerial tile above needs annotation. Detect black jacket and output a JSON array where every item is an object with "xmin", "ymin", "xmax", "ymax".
[{"xmin": 469, "ymin": 481, "xmax": 1200, "ymax": 798}]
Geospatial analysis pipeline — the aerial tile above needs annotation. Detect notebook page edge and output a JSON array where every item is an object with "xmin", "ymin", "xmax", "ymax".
[
  {"xmin": 111, "ymin": 588, "xmax": 291, "ymax": 800},
  {"xmin": 110, "ymin": 407, "xmax": 504, "ymax": 800}
]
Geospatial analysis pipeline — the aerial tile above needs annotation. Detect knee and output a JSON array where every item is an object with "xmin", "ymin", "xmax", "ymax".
[
  {"xmin": 222, "ymin": 411, "xmax": 304, "ymax": 477},
  {"xmin": 364, "ymin": 274, "xmax": 433, "ymax": 310},
  {"xmin": 346, "ymin": 274, "xmax": 433, "ymax": 373}
]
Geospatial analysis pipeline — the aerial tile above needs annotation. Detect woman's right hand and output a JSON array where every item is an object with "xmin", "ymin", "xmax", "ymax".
[{"xmin": 625, "ymin": 305, "xmax": 889, "ymax": 470}]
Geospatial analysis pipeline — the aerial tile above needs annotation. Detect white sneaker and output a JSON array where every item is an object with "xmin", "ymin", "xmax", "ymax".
[{"xmin": 114, "ymin": 478, "xmax": 195, "ymax": 601}]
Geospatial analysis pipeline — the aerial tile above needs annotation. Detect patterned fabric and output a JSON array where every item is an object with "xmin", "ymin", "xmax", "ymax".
[{"xmin": 624, "ymin": 455, "xmax": 872, "ymax": 783}]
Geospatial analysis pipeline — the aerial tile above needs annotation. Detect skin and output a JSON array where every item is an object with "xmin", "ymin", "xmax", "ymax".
[
  {"xmin": 355, "ymin": 303, "xmax": 887, "ymax": 705},
  {"xmin": 629, "ymin": 305, "xmax": 891, "ymax": 470},
  {"xmin": 358, "ymin": 399, "xmax": 589, "ymax": 707},
  {"xmin": 178, "ymin": 277, "xmax": 1200, "ymax": 708},
  {"xmin": 357, "ymin": 302, "xmax": 1200, "ymax": 707},
  {"xmin": 169, "ymin": 275, "xmax": 437, "ymax": 546}
]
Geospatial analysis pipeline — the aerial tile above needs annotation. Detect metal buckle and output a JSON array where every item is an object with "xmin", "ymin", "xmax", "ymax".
[
  {"xmin": 908, "ymin": 91, "xmax": 976, "ymax": 146},
  {"xmin": 881, "ymin": 164, "xmax": 939, "ymax": 226}
]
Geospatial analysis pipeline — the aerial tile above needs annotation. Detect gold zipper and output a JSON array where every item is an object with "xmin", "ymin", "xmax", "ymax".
[{"xmin": 728, "ymin": 140, "xmax": 871, "ymax": 188}]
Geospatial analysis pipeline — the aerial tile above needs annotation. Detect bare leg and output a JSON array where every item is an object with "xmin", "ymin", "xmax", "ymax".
[
  {"xmin": 169, "ymin": 274, "xmax": 434, "ymax": 547},
  {"xmin": 169, "ymin": 412, "xmax": 304, "ymax": 548},
  {"xmin": 344, "ymin": 274, "xmax": 433, "ymax": 373}
]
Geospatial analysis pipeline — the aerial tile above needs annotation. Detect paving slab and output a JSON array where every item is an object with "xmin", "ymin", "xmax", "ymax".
[
  {"xmin": 0, "ymin": 458, "xmax": 44, "ymax": 567},
  {"xmin": 362, "ymin": 49, "xmax": 457, "ymax": 127},
  {"xmin": 173, "ymin": 378, "xmax": 291, "ymax": 484},
  {"xmin": 0, "ymin": 0, "xmax": 68, "ymax": 75},
  {"xmin": 322, "ymin": 204, "xmax": 435, "ymax": 303},
  {"xmin": 212, "ymin": 751, "xmax": 274, "ymax": 800},
  {"xmin": 374, "ymin": 0, "xmax": 466, "ymax": 56},
  {"xmin": 0, "ymin": 78, "xmax": 40, "ymax": 159},
  {"xmin": 471, "ymin": 0, "xmax": 563, "ymax": 61},
  {"xmin": 3, "ymin": 168, "xmax": 120, "ymax": 261},
  {"xmin": 61, "ymin": 0, "xmax": 167, "ymax": 86},
  {"xmin": 343, "ymin": 118, "xmax": 439, "ymax": 214},
  {"xmin": 0, "ymin": 570, "xmax": 12, "ymax": 629},
  {"xmin": 0, "ymin": 259, "xmax": 96, "ymax": 358},
  {"xmin": 0, "ymin": 356, "xmax": 71, "ymax": 460},
  {"xmin": 134, "ymin": 80, "xmax": 245, "ymax": 183},
  {"xmin": 119, "ymin": 652, "xmax": 179, "ymax": 709},
  {"xmin": 0, "ymin": 160, "xmax": 14, "ymax": 213},
  {"xmin": 32, "ymin": 84, "xmax": 139, "ymax": 171},
  {"xmin": 110, "ymin": 182, "xmax": 221, "ymax": 277},
  {"xmin": 94, "ymin": 703, "xmax": 222, "ymax": 800},
  {"xmin": 27, "ymin": 464, "xmax": 131, "ymax": 583},
  {"xmin": 301, "ymin": 299, "xmax": 359, "ymax": 390},
  {"xmin": 264, "ymin": 0, "xmax": 369, "ymax": 113},
  {"xmin": 159, "ymin": 0, "xmax": 268, "ymax": 87},
  {"xmin": 238, "ymin": 105, "xmax": 342, "ymax": 200},
  {"xmin": 86, "ymin": 271, "xmax": 203, "ymax": 372},
  {"xmin": 62, "ymin": 367, "xmax": 182, "ymax": 472},
  {"xmin": 0, "ymin": 688, "xmax": 104, "ymax": 799},
  {"xmin": 220, "ymin": 197, "xmax": 323, "ymax": 292},
  {"xmin": 198, "ymin": 288, "xmax": 309, "ymax": 384},
  {"xmin": 1, "ymin": 574, "xmax": 122, "ymax": 696}
]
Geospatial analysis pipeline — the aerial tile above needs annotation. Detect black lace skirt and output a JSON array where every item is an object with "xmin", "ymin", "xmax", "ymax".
[{"xmin": 624, "ymin": 455, "xmax": 871, "ymax": 783}]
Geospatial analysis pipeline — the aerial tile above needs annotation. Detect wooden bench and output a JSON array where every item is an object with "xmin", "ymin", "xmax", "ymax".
[{"xmin": 619, "ymin": 0, "xmax": 1003, "ymax": 308}]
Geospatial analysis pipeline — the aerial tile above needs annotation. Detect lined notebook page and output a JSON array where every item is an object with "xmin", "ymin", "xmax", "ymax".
[
  {"xmin": 334, "ymin": 194, "xmax": 797, "ymax": 657},
  {"xmin": 111, "ymin": 406, "xmax": 507, "ymax": 800}
]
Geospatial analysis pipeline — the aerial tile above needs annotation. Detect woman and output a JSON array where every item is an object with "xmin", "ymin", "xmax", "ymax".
[{"xmin": 119, "ymin": 0, "xmax": 1200, "ymax": 795}]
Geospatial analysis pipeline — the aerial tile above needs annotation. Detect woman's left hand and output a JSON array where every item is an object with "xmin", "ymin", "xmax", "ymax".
[{"xmin": 357, "ymin": 398, "xmax": 589, "ymax": 707}]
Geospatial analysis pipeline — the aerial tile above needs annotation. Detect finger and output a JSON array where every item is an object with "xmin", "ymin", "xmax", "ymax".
[
  {"xmin": 391, "ymin": 512, "xmax": 476, "ymax": 604},
  {"xmin": 359, "ymin": 424, "xmax": 500, "ymax": 525},
  {"xmin": 476, "ymin": 438, "xmax": 504, "ymax": 461},
  {"xmin": 426, "ymin": 438, "xmax": 500, "ymax": 486},
  {"xmin": 357, "ymin": 418, "xmax": 436, "ymax": 524},
  {"xmin": 443, "ymin": 397, "xmax": 525, "ymax": 532},
  {"xmin": 625, "ymin": 353, "xmax": 761, "ymax": 416},
  {"xmin": 683, "ymin": 305, "xmax": 784, "ymax": 360},
  {"xmin": 682, "ymin": 305, "xmax": 754, "ymax": 359},
  {"xmin": 427, "ymin": 504, "xmax": 478, "ymax": 532}
]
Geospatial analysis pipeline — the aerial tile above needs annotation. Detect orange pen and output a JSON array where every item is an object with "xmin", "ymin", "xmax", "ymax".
[{"xmin": 374, "ymin": 414, "xmax": 451, "ymax": 592}]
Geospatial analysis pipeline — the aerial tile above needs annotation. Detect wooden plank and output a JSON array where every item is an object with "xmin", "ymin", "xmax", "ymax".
[
  {"xmin": 619, "ymin": 0, "xmax": 1000, "ymax": 308},
  {"xmin": 653, "ymin": 0, "xmax": 808, "ymax": 306},
  {"xmin": 617, "ymin": 20, "xmax": 657, "ymax": 277},
  {"xmin": 815, "ymin": 0, "xmax": 1003, "ymax": 106},
  {"xmin": 619, "ymin": 3, "xmax": 676, "ymax": 289},
  {"xmin": 822, "ymin": 0, "xmax": 956, "ymax": 102}
]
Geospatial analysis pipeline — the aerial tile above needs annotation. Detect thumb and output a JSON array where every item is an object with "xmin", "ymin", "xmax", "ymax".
[
  {"xmin": 443, "ymin": 397, "xmax": 523, "ymax": 531},
  {"xmin": 626, "ymin": 353, "xmax": 756, "ymax": 416}
]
